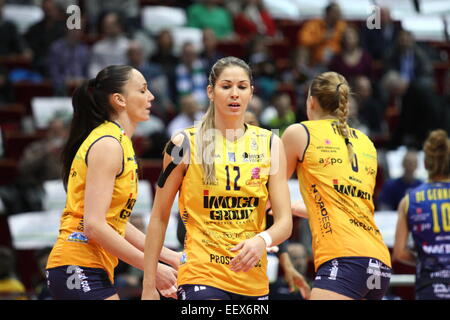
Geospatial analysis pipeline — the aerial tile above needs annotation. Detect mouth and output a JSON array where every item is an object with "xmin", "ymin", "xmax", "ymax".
[{"xmin": 228, "ymin": 102, "xmax": 241, "ymax": 110}]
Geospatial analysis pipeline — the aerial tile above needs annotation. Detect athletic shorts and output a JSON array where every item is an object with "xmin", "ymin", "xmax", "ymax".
[
  {"xmin": 46, "ymin": 265, "xmax": 117, "ymax": 300},
  {"xmin": 416, "ymin": 282, "xmax": 450, "ymax": 300},
  {"xmin": 178, "ymin": 284, "xmax": 269, "ymax": 300},
  {"xmin": 313, "ymin": 257, "xmax": 392, "ymax": 300}
]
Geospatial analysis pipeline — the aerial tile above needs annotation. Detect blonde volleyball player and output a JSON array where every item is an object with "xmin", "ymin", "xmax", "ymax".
[
  {"xmin": 394, "ymin": 130, "xmax": 450, "ymax": 300},
  {"xmin": 46, "ymin": 65, "xmax": 180, "ymax": 300},
  {"xmin": 142, "ymin": 57, "xmax": 292, "ymax": 300},
  {"xmin": 281, "ymin": 71, "xmax": 392, "ymax": 300}
]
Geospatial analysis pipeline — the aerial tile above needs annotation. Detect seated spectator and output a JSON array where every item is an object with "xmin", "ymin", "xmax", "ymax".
[
  {"xmin": 328, "ymin": 25, "xmax": 373, "ymax": 82},
  {"xmin": 167, "ymin": 94, "xmax": 204, "ymax": 138},
  {"xmin": 200, "ymin": 28, "xmax": 224, "ymax": 75},
  {"xmin": 378, "ymin": 151, "xmax": 423, "ymax": 210},
  {"xmin": 149, "ymin": 29, "xmax": 179, "ymax": 104},
  {"xmin": 128, "ymin": 41, "xmax": 173, "ymax": 121},
  {"xmin": 297, "ymin": 2, "xmax": 347, "ymax": 67},
  {"xmin": 246, "ymin": 94, "xmax": 265, "ymax": 125},
  {"xmin": 361, "ymin": 6, "xmax": 401, "ymax": 61},
  {"xmin": 0, "ymin": 0, "xmax": 32, "ymax": 61},
  {"xmin": 261, "ymin": 92, "xmax": 296, "ymax": 135},
  {"xmin": 244, "ymin": 110, "xmax": 259, "ymax": 126},
  {"xmin": 47, "ymin": 26, "xmax": 90, "ymax": 95},
  {"xmin": 352, "ymin": 75, "xmax": 385, "ymax": 137},
  {"xmin": 18, "ymin": 116, "xmax": 68, "ymax": 185},
  {"xmin": 186, "ymin": 0, "xmax": 234, "ymax": 39},
  {"xmin": 384, "ymin": 30, "xmax": 433, "ymax": 84},
  {"xmin": 233, "ymin": 0, "xmax": 276, "ymax": 41},
  {"xmin": 174, "ymin": 42, "xmax": 208, "ymax": 108},
  {"xmin": 88, "ymin": 11, "xmax": 130, "ymax": 78},
  {"xmin": 24, "ymin": 0, "xmax": 66, "ymax": 76},
  {"xmin": 83, "ymin": 0, "xmax": 140, "ymax": 35},
  {"xmin": 0, "ymin": 246, "xmax": 27, "ymax": 300}
]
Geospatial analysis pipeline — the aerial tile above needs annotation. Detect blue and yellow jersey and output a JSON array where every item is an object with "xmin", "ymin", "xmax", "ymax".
[
  {"xmin": 406, "ymin": 181, "xmax": 450, "ymax": 285},
  {"xmin": 177, "ymin": 124, "xmax": 272, "ymax": 296},
  {"xmin": 296, "ymin": 119, "xmax": 391, "ymax": 270},
  {"xmin": 46, "ymin": 121, "xmax": 138, "ymax": 282}
]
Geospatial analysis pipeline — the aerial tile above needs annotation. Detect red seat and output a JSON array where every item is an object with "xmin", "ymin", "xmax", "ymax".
[
  {"xmin": 0, "ymin": 159, "xmax": 18, "ymax": 185},
  {"xmin": 139, "ymin": 159, "xmax": 163, "ymax": 197},
  {"xmin": 0, "ymin": 104, "xmax": 26, "ymax": 134},
  {"xmin": 3, "ymin": 132, "xmax": 45, "ymax": 161},
  {"xmin": 12, "ymin": 81, "xmax": 53, "ymax": 114},
  {"xmin": 217, "ymin": 39, "xmax": 246, "ymax": 58}
]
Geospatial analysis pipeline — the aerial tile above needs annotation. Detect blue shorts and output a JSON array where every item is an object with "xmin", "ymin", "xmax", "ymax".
[
  {"xmin": 313, "ymin": 257, "xmax": 392, "ymax": 300},
  {"xmin": 178, "ymin": 284, "xmax": 269, "ymax": 301},
  {"xmin": 416, "ymin": 283, "xmax": 450, "ymax": 300},
  {"xmin": 46, "ymin": 265, "xmax": 117, "ymax": 300}
]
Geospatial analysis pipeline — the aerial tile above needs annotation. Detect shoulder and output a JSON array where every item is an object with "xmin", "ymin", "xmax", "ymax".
[{"xmin": 283, "ymin": 123, "xmax": 308, "ymax": 141}]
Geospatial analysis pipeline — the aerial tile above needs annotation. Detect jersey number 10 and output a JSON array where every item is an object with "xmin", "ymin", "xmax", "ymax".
[{"xmin": 431, "ymin": 203, "xmax": 450, "ymax": 233}]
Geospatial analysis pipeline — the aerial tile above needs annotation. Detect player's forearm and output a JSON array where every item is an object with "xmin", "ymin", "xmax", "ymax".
[
  {"xmin": 393, "ymin": 247, "xmax": 416, "ymax": 267},
  {"xmin": 266, "ymin": 213, "xmax": 292, "ymax": 247},
  {"xmin": 85, "ymin": 220, "xmax": 144, "ymax": 270},
  {"xmin": 143, "ymin": 212, "xmax": 170, "ymax": 288}
]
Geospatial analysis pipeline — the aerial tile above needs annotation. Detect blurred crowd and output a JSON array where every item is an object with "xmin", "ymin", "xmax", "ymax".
[{"xmin": 0, "ymin": 0, "xmax": 449, "ymax": 300}]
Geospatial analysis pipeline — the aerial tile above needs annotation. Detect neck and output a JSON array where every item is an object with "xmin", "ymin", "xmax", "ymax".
[
  {"xmin": 112, "ymin": 116, "xmax": 136, "ymax": 138},
  {"xmin": 214, "ymin": 114, "xmax": 246, "ymax": 141}
]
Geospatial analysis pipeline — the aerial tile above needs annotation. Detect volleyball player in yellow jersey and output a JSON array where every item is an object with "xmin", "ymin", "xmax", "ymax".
[
  {"xmin": 46, "ymin": 65, "xmax": 180, "ymax": 300},
  {"xmin": 141, "ymin": 57, "xmax": 292, "ymax": 300},
  {"xmin": 282, "ymin": 71, "xmax": 392, "ymax": 300}
]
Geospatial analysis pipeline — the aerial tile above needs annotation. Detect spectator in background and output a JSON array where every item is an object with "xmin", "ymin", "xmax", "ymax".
[
  {"xmin": 361, "ymin": 6, "xmax": 401, "ymax": 61},
  {"xmin": 128, "ymin": 41, "xmax": 173, "ymax": 121},
  {"xmin": 352, "ymin": 76, "xmax": 385, "ymax": 137},
  {"xmin": 47, "ymin": 25, "xmax": 90, "ymax": 95},
  {"xmin": 200, "ymin": 28, "xmax": 224, "ymax": 75},
  {"xmin": 298, "ymin": 2, "xmax": 347, "ymax": 67},
  {"xmin": 384, "ymin": 30, "xmax": 433, "ymax": 84},
  {"xmin": 167, "ymin": 94, "xmax": 204, "ymax": 138},
  {"xmin": 186, "ymin": 0, "xmax": 234, "ymax": 39},
  {"xmin": 175, "ymin": 42, "xmax": 208, "ymax": 108},
  {"xmin": 88, "ymin": 11, "xmax": 130, "ymax": 78},
  {"xmin": 244, "ymin": 110, "xmax": 259, "ymax": 126},
  {"xmin": 18, "ymin": 116, "xmax": 68, "ymax": 185},
  {"xmin": 233, "ymin": 0, "xmax": 276, "ymax": 41},
  {"xmin": 24, "ymin": 0, "xmax": 66, "ymax": 76},
  {"xmin": 328, "ymin": 25, "xmax": 373, "ymax": 82},
  {"xmin": 83, "ymin": 0, "xmax": 140, "ymax": 34},
  {"xmin": 0, "ymin": 246, "xmax": 27, "ymax": 300},
  {"xmin": 261, "ymin": 92, "xmax": 296, "ymax": 135},
  {"xmin": 439, "ymin": 70, "xmax": 450, "ymax": 134},
  {"xmin": 149, "ymin": 29, "xmax": 179, "ymax": 104},
  {"xmin": 247, "ymin": 94, "xmax": 264, "ymax": 124},
  {"xmin": 0, "ymin": 0, "xmax": 32, "ymax": 60},
  {"xmin": 378, "ymin": 151, "xmax": 423, "ymax": 210}
]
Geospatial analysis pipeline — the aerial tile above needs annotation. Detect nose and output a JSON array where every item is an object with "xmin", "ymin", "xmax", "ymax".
[
  {"xmin": 148, "ymin": 89, "xmax": 155, "ymax": 101},
  {"xmin": 230, "ymin": 86, "xmax": 239, "ymax": 99}
]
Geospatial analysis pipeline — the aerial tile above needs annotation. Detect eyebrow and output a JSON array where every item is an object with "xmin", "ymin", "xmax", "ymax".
[{"xmin": 219, "ymin": 80, "xmax": 250, "ymax": 83}]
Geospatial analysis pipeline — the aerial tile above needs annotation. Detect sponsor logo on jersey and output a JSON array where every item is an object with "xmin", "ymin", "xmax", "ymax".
[
  {"xmin": 242, "ymin": 152, "xmax": 265, "ymax": 163},
  {"xmin": 310, "ymin": 184, "xmax": 333, "ymax": 235},
  {"xmin": 422, "ymin": 243, "xmax": 450, "ymax": 254},
  {"xmin": 203, "ymin": 191, "xmax": 259, "ymax": 221},
  {"xmin": 319, "ymin": 157, "xmax": 343, "ymax": 167},
  {"xmin": 67, "ymin": 232, "xmax": 88, "ymax": 243},
  {"xmin": 245, "ymin": 167, "xmax": 262, "ymax": 186},
  {"xmin": 332, "ymin": 179, "xmax": 372, "ymax": 200},
  {"xmin": 365, "ymin": 166, "xmax": 376, "ymax": 176}
]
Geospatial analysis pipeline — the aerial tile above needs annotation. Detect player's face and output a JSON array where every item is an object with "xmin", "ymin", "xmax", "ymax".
[
  {"xmin": 123, "ymin": 69, "xmax": 154, "ymax": 122},
  {"xmin": 208, "ymin": 66, "xmax": 253, "ymax": 119}
]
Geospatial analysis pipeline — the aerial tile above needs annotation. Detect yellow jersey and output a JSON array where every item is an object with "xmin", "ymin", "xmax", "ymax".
[
  {"xmin": 297, "ymin": 119, "xmax": 391, "ymax": 270},
  {"xmin": 177, "ymin": 124, "xmax": 272, "ymax": 296},
  {"xmin": 46, "ymin": 121, "xmax": 138, "ymax": 282}
]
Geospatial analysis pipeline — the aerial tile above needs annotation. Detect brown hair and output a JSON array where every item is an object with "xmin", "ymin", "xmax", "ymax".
[
  {"xmin": 198, "ymin": 56, "xmax": 252, "ymax": 184},
  {"xmin": 423, "ymin": 129, "xmax": 450, "ymax": 180},
  {"xmin": 309, "ymin": 71, "xmax": 354, "ymax": 163}
]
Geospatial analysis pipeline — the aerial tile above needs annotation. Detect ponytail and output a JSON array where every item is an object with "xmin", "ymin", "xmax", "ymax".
[{"xmin": 61, "ymin": 65, "xmax": 133, "ymax": 189}]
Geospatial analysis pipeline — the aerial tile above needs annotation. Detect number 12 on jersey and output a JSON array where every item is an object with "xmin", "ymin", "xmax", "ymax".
[{"xmin": 225, "ymin": 165, "xmax": 241, "ymax": 191}]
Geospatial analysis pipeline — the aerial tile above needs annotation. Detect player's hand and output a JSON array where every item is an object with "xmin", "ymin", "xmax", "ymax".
[
  {"xmin": 284, "ymin": 266, "xmax": 311, "ymax": 300},
  {"xmin": 229, "ymin": 236, "xmax": 266, "ymax": 272},
  {"xmin": 155, "ymin": 263, "xmax": 178, "ymax": 299}
]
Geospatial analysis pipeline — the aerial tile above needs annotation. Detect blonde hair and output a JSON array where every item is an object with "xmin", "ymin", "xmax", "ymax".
[
  {"xmin": 310, "ymin": 71, "xmax": 354, "ymax": 163},
  {"xmin": 197, "ymin": 56, "xmax": 252, "ymax": 185},
  {"xmin": 423, "ymin": 129, "xmax": 450, "ymax": 180}
]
